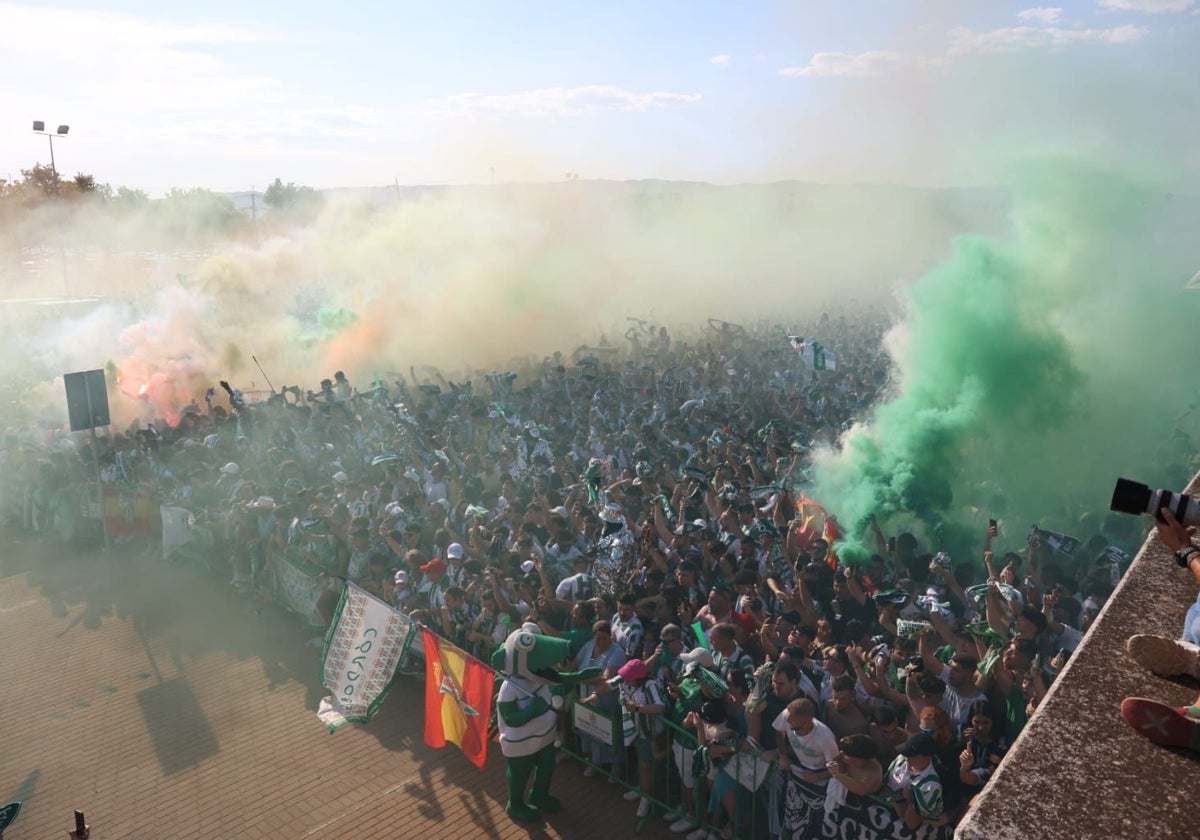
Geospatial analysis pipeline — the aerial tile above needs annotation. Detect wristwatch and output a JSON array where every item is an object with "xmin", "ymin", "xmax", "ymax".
[{"xmin": 1175, "ymin": 546, "xmax": 1200, "ymax": 568}]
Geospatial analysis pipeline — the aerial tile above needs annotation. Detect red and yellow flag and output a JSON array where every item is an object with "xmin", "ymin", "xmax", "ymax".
[
  {"xmin": 422, "ymin": 628, "xmax": 494, "ymax": 769},
  {"xmin": 797, "ymin": 491, "xmax": 842, "ymax": 568}
]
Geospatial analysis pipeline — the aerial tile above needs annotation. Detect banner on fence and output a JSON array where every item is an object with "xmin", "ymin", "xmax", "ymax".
[
  {"xmin": 274, "ymin": 548, "xmax": 327, "ymax": 627},
  {"xmin": 728, "ymin": 749, "xmax": 772, "ymax": 793},
  {"xmin": 104, "ymin": 488, "xmax": 153, "ymax": 537},
  {"xmin": 572, "ymin": 700, "xmax": 617, "ymax": 743},
  {"xmin": 783, "ymin": 773, "xmax": 953, "ymax": 840},
  {"xmin": 317, "ymin": 583, "xmax": 416, "ymax": 732}
]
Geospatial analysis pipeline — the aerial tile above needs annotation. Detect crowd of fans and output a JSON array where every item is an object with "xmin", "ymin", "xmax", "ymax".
[{"xmin": 1, "ymin": 311, "xmax": 1139, "ymax": 838}]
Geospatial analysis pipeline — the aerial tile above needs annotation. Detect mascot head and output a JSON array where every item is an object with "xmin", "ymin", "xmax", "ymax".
[{"xmin": 491, "ymin": 623, "xmax": 572, "ymax": 686}]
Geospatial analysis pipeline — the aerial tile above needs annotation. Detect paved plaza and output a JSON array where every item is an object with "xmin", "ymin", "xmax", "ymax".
[{"xmin": 0, "ymin": 540, "xmax": 665, "ymax": 839}]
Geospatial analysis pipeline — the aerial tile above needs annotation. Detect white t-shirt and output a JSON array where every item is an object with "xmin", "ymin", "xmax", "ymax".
[
  {"xmin": 937, "ymin": 664, "xmax": 983, "ymax": 729},
  {"xmin": 772, "ymin": 710, "xmax": 839, "ymax": 772},
  {"xmin": 1049, "ymin": 623, "xmax": 1084, "ymax": 654}
]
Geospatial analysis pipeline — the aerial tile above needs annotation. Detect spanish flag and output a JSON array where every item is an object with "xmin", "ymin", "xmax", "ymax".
[
  {"xmin": 422, "ymin": 628, "xmax": 494, "ymax": 769},
  {"xmin": 797, "ymin": 491, "xmax": 842, "ymax": 568}
]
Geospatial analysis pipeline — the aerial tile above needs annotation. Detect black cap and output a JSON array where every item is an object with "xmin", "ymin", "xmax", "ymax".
[{"xmin": 899, "ymin": 732, "xmax": 938, "ymax": 758}]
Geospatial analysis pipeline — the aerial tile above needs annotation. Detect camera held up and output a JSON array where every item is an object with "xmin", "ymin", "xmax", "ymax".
[{"xmin": 1110, "ymin": 478, "xmax": 1200, "ymax": 527}]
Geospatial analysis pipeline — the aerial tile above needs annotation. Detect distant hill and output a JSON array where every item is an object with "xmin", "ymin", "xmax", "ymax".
[{"xmin": 226, "ymin": 191, "xmax": 264, "ymax": 214}]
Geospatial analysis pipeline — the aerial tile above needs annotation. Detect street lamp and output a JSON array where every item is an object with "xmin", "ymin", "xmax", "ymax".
[{"xmin": 32, "ymin": 121, "xmax": 69, "ymax": 185}]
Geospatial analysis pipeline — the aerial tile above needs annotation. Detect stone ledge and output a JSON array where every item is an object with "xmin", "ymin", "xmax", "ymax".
[{"xmin": 957, "ymin": 486, "xmax": 1200, "ymax": 840}]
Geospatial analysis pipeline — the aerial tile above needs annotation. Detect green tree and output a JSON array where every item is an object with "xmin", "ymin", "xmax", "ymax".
[
  {"xmin": 114, "ymin": 185, "xmax": 150, "ymax": 209},
  {"xmin": 155, "ymin": 187, "xmax": 244, "ymax": 240},
  {"xmin": 72, "ymin": 172, "xmax": 97, "ymax": 193},
  {"xmin": 18, "ymin": 163, "xmax": 62, "ymax": 201},
  {"xmin": 263, "ymin": 177, "xmax": 323, "ymax": 215}
]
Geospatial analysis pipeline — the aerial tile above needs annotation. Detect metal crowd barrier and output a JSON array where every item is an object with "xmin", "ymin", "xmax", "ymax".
[{"xmin": 560, "ymin": 703, "xmax": 954, "ymax": 839}]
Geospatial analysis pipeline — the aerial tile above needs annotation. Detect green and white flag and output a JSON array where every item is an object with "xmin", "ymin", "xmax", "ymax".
[
  {"xmin": 1029, "ymin": 525, "xmax": 1080, "ymax": 556},
  {"xmin": 808, "ymin": 341, "xmax": 837, "ymax": 371},
  {"xmin": 794, "ymin": 336, "xmax": 838, "ymax": 371},
  {"xmin": 0, "ymin": 801, "xmax": 20, "ymax": 834},
  {"xmin": 318, "ymin": 582, "xmax": 417, "ymax": 732}
]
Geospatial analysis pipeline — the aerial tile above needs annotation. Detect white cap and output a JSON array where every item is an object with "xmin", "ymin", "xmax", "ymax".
[
  {"xmin": 520, "ymin": 559, "xmax": 537, "ymax": 575},
  {"xmin": 220, "ymin": 462, "xmax": 240, "ymax": 475},
  {"xmin": 447, "ymin": 542, "xmax": 464, "ymax": 560},
  {"xmin": 549, "ymin": 505, "xmax": 569, "ymax": 518},
  {"xmin": 332, "ymin": 471, "xmax": 349, "ymax": 484},
  {"xmin": 679, "ymin": 648, "xmax": 714, "ymax": 669}
]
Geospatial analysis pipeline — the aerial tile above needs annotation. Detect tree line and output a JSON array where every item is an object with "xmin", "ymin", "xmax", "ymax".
[{"xmin": 0, "ymin": 166, "xmax": 325, "ymax": 242}]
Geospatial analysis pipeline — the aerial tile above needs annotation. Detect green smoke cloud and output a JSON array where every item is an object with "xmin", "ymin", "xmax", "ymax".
[{"xmin": 813, "ymin": 157, "xmax": 1200, "ymax": 563}]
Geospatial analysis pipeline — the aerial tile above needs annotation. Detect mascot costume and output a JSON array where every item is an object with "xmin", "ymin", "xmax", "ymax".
[{"xmin": 491, "ymin": 623, "xmax": 600, "ymax": 822}]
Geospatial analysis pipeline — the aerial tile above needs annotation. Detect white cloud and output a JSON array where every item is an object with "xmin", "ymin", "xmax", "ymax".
[
  {"xmin": 0, "ymin": 2, "xmax": 286, "ymax": 113},
  {"xmin": 790, "ymin": 8, "xmax": 1150, "ymax": 82},
  {"xmin": 426, "ymin": 85, "xmax": 701, "ymax": 118},
  {"xmin": 948, "ymin": 23, "xmax": 1147, "ymax": 54},
  {"xmin": 0, "ymin": 2, "xmax": 270, "ymax": 54},
  {"xmin": 1017, "ymin": 7, "xmax": 1064, "ymax": 23},
  {"xmin": 1098, "ymin": 0, "xmax": 1194, "ymax": 12},
  {"xmin": 710, "ymin": 54, "xmax": 731, "ymax": 67},
  {"xmin": 779, "ymin": 50, "xmax": 919, "ymax": 78}
]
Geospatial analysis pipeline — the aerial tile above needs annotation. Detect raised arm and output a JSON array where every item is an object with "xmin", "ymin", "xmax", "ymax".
[
  {"xmin": 918, "ymin": 631, "xmax": 946, "ymax": 680},
  {"xmin": 984, "ymin": 583, "xmax": 1012, "ymax": 638},
  {"xmin": 848, "ymin": 645, "xmax": 882, "ymax": 698}
]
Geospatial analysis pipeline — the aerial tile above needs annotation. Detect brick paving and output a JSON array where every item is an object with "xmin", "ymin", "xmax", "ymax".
[{"xmin": 0, "ymin": 540, "xmax": 677, "ymax": 840}]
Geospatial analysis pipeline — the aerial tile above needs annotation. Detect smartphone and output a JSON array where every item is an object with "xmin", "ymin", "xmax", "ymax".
[
  {"xmin": 989, "ymin": 518, "xmax": 998, "ymax": 530},
  {"xmin": 887, "ymin": 537, "xmax": 896, "ymax": 552}
]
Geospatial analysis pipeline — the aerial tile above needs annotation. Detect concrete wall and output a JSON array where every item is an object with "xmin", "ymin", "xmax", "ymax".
[{"xmin": 957, "ymin": 481, "xmax": 1200, "ymax": 839}]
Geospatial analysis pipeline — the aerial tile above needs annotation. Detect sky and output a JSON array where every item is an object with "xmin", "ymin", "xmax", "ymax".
[{"xmin": 3, "ymin": 0, "xmax": 1198, "ymax": 195}]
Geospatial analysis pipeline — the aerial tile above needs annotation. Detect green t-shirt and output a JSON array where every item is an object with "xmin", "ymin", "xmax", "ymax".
[
  {"xmin": 1006, "ymin": 681, "xmax": 1028, "ymax": 740},
  {"xmin": 979, "ymin": 647, "xmax": 1027, "ymax": 739}
]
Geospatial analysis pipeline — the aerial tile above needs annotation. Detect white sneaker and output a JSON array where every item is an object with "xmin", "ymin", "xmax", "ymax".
[
  {"xmin": 662, "ymin": 809, "xmax": 680, "ymax": 822},
  {"xmin": 1126, "ymin": 634, "xmax": 1200, "ymax": 678},
  {"xmin": 670, "ymin": 817, "xmax": 697, "ymax": 833},
  {"xmin": 623, "ymin": 789, "xmax": 641, "ymax": 801},
  {"xmin": 685, "ymin": 828, "xmax": 710, "ymax": 840},
  {"xmin": 583, "ymin": 766, "xmax": 597, "ymax": 778},
  {"xmin": 636, "ymin": 797, "xmax": 651, "ymax": 818}
]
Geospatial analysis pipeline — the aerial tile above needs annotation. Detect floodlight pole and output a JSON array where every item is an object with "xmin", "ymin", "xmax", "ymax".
[
  {"xmin": 32, "ymin": 122, "xmax": 68, "ymax": 187},
  {"xmin": 46, "ymin": 133, "xmax": 58, "ymax": 179},
  {"xmin": 32, "ymin": 121, "xmax": 70, "ymax": 296}
]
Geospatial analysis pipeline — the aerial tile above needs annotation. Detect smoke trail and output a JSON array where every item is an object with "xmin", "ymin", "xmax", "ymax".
[
  {"xmin": 3, "ymin": 181, "xmax": 997, "ymax": 429},
  {"xmin": 812, "ymin": 156, "xmax": 1200, "ymax": 561}
]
